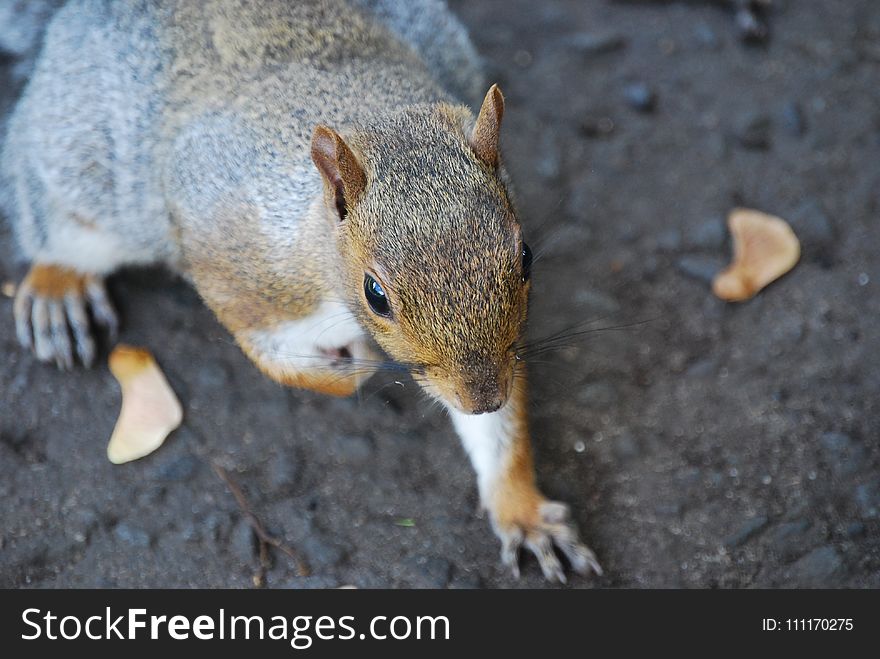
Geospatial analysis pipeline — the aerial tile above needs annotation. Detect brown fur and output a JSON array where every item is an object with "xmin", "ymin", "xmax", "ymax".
[
  {"xmin": 488, "ymin": 379, "xmax": 545, "ymax": 530},
  {"xmin": 22, "ymin": 264, "xmax": 89, "ymax": 299}
]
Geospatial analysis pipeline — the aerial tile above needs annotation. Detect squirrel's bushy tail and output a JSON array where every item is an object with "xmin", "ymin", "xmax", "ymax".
[{"xmin": 349, "ymin": 0, "xmax": 486, "ymax": 107}]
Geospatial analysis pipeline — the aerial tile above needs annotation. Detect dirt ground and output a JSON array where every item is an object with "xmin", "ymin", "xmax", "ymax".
[{"xmin": 1, "ymin": 0, "xmax": 878, "ymax": 589}]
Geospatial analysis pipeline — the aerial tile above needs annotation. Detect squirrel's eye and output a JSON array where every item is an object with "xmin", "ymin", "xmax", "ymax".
[
  {"xmin": 521, "ymin": 242, "xmax": 533, "ymax": 282},
  {"xmin": 364, "ymin": 274, "xmax": 391, "ymax": 317}
]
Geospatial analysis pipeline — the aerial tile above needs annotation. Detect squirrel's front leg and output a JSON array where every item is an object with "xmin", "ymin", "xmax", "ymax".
[{"xmin": 446, "ymin": 373, "xmax": 602, "ymax": 582}]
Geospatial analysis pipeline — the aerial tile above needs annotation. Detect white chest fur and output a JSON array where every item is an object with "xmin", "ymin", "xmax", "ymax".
[{"xmin": 243, "ymin": 299, "xmax": 367, "ymax": 372}]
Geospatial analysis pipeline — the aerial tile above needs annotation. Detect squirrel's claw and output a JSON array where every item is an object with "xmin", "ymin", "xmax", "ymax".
[
  {"xmin": 85, "ymin": 278, "xmax": 119, "ymax": 342},
  {"xmin": 13, "ymin": 266, "xmax": 116, "ymax": 369},
  {"xmin": 500, "ymin": 527, "xmax": 523, "ymax": 580},
  {"xmin": 496, "ymin": 500, "xmax": 602, "ymax": 583}
]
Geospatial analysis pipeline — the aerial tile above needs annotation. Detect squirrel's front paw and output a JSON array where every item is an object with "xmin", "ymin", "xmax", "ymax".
[
  {"xmin": 14, "ymin": 264, "xmax": 118, "ymax": 369},
  {"xmin": 493, "ymin": 499, "xmax": 602, "ymax": 583}
]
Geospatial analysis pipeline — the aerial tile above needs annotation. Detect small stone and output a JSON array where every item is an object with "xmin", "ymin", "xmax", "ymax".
[
  {"xmin": 114, "ymin": 522, "xmax": 151, "ymax": 548},
  {"xmin": 854, "ymin": 479, "xmax": 880, "ymax": 519},
  {"xmin": 780, "ymin": 101, "xmax": 806, "ymax": 136},
  {"xmin": 688, "ymin": 217, "xmax": 726, "ymax": 249},
  {"xmin": 735, "ymin": 6, "xmax": 768, "ymax": 44},
  {"xmin": 230, "ymin": 519, "xmax": 256, "ymax": 564},
  {"xmin": 564, "ymin": 31, "xmax": 627, "ymax": 56},
  {"xmin": 736, "ymin": 113, "xmax": 773, "ymax": 150},
  {"xmin": 784, "ymin": 546, "xmax": 844, "ymax": 587},
  {"xmin": 155, "ymin": 453, "xmax": 199, "ymax": 481},
  {"xmin": 579, "ymin": 115, "xmax": 615, "ymax": 138},
  {"xmin": 623, "ymin": 82, "xmax": 657, "ymax": 113},
  {"xmin": 724, "ymin": 515, "xmax": 768, "ymax": 548},
  {"xmin": 676, "ymin": 256, "xmax": 725, "ymax": 284},
  {"xmin": 819, "ymin": 432, "xmax": 865, "ymax": 477}
]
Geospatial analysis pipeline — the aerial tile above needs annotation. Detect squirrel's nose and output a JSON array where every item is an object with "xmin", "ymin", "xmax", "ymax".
[
  {"xmin": 469, "ymin": 397, "xmax": 504, "ymax": 415},
  {"xmin": 458, "ymin": 378, "xmax": 507, "ymax": 415}
]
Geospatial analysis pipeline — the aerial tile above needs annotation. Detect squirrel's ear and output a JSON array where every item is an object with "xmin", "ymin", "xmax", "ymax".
[
  {"xmin": 469, "ymin": 84, "xmax": 504, "ymax": 169},
  {"xmin": 310, "ymin": 125, "xmax": 367, "ymax": 221}
]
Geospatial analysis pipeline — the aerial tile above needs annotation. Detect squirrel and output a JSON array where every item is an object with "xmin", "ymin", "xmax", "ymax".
[{"xmin": 1, "ymin": 0, "xmax": 601, "ymax": 582}]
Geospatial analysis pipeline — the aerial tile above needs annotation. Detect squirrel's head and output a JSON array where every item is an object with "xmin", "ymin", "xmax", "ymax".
[{"xmin": 311, "ymin": 86, "xmax": 530, "ymax": 415}]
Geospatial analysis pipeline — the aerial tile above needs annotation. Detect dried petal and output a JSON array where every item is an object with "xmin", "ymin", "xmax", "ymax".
[
  {"xmin": 107, "ymin": 345, "xmax": 182, "ymax": 464},
  {"xmin": 712, "ymin": 208, "xmax": 800, "ymax": 302}
]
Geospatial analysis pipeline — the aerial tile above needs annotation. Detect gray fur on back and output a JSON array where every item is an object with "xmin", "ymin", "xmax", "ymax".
[{"xmin": 0, "ymin": 0, "xmax": 485, "ymax": 273}]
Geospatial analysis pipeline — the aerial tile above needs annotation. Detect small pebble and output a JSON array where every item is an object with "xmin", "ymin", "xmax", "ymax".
[
  {"xmin": 676, "ymin": 256, "xmax": 725, "ymax": 284},
  {"xmin": 736, "ymin": 113, "xmax": 773, "ymax": 150},
  {"xmin": 580, "ymin": 115, "xmax": 615, "ymax": 138},
  {"xmin": 735, "ymin": 6, "xmax": 768, "ymax": 44},
  {"xmin": 623, "ymin": 82, "xmax": 657, "ymax": 113}
]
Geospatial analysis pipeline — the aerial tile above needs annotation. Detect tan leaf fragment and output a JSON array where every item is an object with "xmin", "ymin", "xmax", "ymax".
[
  {"xmin": 107, "ymin": 345, "xmax": 182, "ymax": 464},
  {"xmin": 712, "ymin": 208, "xmax": 800, "ymax": 302}
]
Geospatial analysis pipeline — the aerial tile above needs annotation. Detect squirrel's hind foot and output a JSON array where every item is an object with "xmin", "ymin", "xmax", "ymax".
[{"xmin": 14, "ymin": 264, "xmax": 118, "ymax": 369}]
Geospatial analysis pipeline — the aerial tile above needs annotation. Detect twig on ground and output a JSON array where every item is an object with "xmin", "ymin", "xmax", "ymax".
[{"xmin": 211, "ymin": 461, "xmax": 310, "ymax": 581}]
